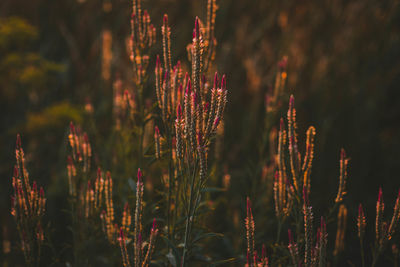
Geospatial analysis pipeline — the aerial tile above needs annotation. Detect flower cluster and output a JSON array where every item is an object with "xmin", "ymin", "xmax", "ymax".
[
  {"xmin": 374, "ymin": 189, "xmax": 400, "ymax": 251},
  {"xmin": 245, "ymin": 198, "xmax": 269, "ymax": 267},
  {"xmin": 10, "ymin": 135, "xmax": 46, "ymax": 265},
  {"xmin": 67, "ymin": 122, "xmax": 92, "ymax": 196},
  {"xmin": 117, "ymin": 169, "xmax": 159, "ymax": 267},
  {"xmin": 287, "ymin": 190, "xmax": 328, "ymax": 267},
  {"xmin": 130, "ymin": 0, "xmax": 156, "ymax": 82}
]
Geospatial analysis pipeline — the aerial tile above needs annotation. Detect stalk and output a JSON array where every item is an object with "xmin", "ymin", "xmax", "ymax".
[
  {"xmin": 276, "ymin": 220, "xmax": 283, "ymax": 243},
  {"xmin": 166, "ymin": 127, "xmax": 174, "ymax": 240},
  {"xmin": 138, "ymin": 83, "xmax": 145, "ymax": 167},
  {"xmin": 181, "ymin": 158, "xmax": 198, "ymax": 267},
  {"xmin": 359, "ymin": 237, "xmax": 365, "ymax": 267}
]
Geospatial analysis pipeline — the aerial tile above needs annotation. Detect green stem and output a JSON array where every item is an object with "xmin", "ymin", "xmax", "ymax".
[
  {"xmin": 181, "ymin": 158, "xmax": 198, "ymax": 267},
  {"xmin": 276, "ymin": 220, "xmax": 283, "ymax": 243},
  {"xmin": 360, "ymin": 239, "xmax": 365, "ymax": 267},
  {"xmin": 137, "ymin": 82, "xmax": 145, "ymax": 167},
  {"xmin": 166, "ymin": 128, "xmax": 174, "ymax": 240},
  {"xmin": 371, "ymin": 247, "xmax": 379, "ymax": 267}
]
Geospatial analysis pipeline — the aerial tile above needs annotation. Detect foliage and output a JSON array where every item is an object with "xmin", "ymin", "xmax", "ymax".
[{"xmin": 2, "ymin": 0, "xmax": 400, "ymax": 266}]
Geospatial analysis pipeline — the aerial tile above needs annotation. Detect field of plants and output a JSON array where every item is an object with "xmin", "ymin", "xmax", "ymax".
[{"xmin": 1, "ymin": 0, "xmax": 400, "ymax": 266}]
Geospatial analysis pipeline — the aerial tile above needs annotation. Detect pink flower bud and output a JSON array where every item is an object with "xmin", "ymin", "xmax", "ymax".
[
  {"xmin": 221, "ymin": 74, "xmax": 226, "ymax": 90},
  {"xmin": 203, "ymin": 102, "xmax": 209, "ymax": 113},
  {"xmin": 16, "ymin": 134, "xmax": 22, "ymax": 149},
  {"xmin": 164, "ymin": 69, "xmax": 169, "ymax": 81},
  {"xmin": 120, "ymin": 227, "xmax": 124, "ymax": 239},
  {"xmin": 278, "ymin": 57, "xmax": 287, "ymax": 70},
  {"xmin": 83, "ymin": 133, "xmax": 89, "ymax": 143},
  {"xmin": 358, "ymin": 204, "xmax": 363, "ymax": 216},
  {"xmin": 137, "ymin": 168, "xmax": 143, "ymax": 183},
  {"xmin": 262, "ymin": 244, "xmax": 266, "ymax": 259},
  {"xmin": 213, "ymin": 117, "xmax": 220, "ymax": 128},
  {"xmin": 289, "ymin": 95, "xmax": 295, "ymax": 108},
  {"xmin": 194, "ymin": 17, "xmax": 200, "ymax": 38},
  {"xmin": 39, "ymin": 187, "xmax": 44, "ymax": 198},
  {"xmin": 288, "ymin": 229, "xmax": 293, "ymax": 244},
  {"xmin": 69, "ymin": 122, "xmax": 75, "ymax": 134},
  {"xmin": 321, "ymin": 216, "xmax": 326, "ymax": 229},
  {"xmin": 163, "ymin": 14, "xmax": 168, "ymax": 25},
  {"xmin": 274, "ymin": 171, "xmax": 279, "ymax": 181},
  {"xmin": 177, "ymin": 104, "xmax": 182, "ymax": 119},
  {"xmin": 185, "ymin": 79, "xmax": 192, "ymax": 95},
  {"xmin": 156, "ymin": 54, "xmax": 160, "ymax": 68},
  {"xmin": 214, "ymin": 72, "xmax": 219, "ymax": 89},
  {"xmin": 341, "ymin": 148, "xmax": 346, "ymax": 160},
  {"xmin": 246, "ymin": 197, "xmax": 252, "ymax": 213},
  {"xmin": 378, "ymin": 187, "xmax": 383, "ymax": 203}
]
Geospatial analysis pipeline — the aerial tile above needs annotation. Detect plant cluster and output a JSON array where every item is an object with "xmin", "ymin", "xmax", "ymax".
[{"xmin": 6, "ymin": 0, "xmax": 400, "ymax": 266}]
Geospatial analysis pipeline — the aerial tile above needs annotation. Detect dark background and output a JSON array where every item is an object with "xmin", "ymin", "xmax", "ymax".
[{"xmin": 1, "ymin": 0, "xmax": 400, "ymax": 265}]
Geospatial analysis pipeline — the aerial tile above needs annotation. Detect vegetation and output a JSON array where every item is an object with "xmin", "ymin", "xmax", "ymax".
[{"xmin": 2, "ymin": 0, "xmax": 400, "ymax": 266}]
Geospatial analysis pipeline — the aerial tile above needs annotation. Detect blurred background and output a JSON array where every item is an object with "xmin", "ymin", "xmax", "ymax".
[{"xmin": 1, "ymin": 0, "xmax": 400, "ymax": 265}]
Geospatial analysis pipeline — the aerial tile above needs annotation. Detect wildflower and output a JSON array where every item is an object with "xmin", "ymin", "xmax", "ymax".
[
  {"xmin": 119, "ymin": 228, "xmax": 131, "ymax": 267},
  {"xmin": 288, "ymin": 229, "xmax": 300, "ymax": 266},
  {"xmin": 387, "ymin": 189, "xmax": 400, "ymax": 240},
  {"xmin": 273, "ymin": 171, "xmax": 293, "ymax": 220},
  {"xmin": 162, "ymin": 14, "xmax": 172, "ymax": 72},
  {"xmin": 10, "ymin": 135, "xmax": 46, "ymax": 265},
  {"xmin": 357, "ymin": 204, "xmax": 366, "ymax": 239},
  {"xmin": 245, "ymin": 197, "xmax": 256, "ymax": 267},
  {"xmin": 287, "ymin": 95, "xmax": 300, "ymax": 192},
  {"xmin": 130, "ymin": 0, "xmax": 156, "ymax": 81},
  {"xmin": 302, "ymin": 126, "xmax": 316, "ymax": 194},
  {"xmin": 375, "ymin": 187, "xmax": 384, "ymax": 243},
  {"xmin": 335, "ymin": 148, "xmax": 349, "ymax": 203},
  {"xmin": 134, "ymin": 168, "xmax": 144, "ymax": 267}
]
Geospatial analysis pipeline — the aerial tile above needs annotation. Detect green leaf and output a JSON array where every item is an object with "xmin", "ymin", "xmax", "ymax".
[
  {"xmin": 192, "ymin": 232, "xmax": 224, "ymax": 244},
  {"xmin": 200, "ymin": 187, "xmax": 226, "ymax": 193},
  {"xmin": 210, "ymin": 258, "xmax": 237, "ymax": 266},
  {"xmin": 161, "ymin": 235, "xmax": 180, "ymax": 267}
]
